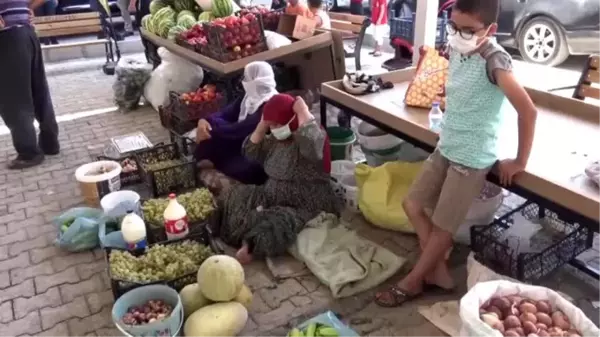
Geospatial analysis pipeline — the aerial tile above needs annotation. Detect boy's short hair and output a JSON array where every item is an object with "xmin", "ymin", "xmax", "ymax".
[
  {"xmin": 453, "ymin": 0, "xmax": 500, "ymax": 26},
  {"xmin": 307, "ymin": 0, "xmax": 323, "ymax": 8}
]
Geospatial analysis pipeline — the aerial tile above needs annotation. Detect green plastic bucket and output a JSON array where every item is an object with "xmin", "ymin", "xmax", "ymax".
[{"xmin": 327, "ymin": 127, "xmax": 356, "ymax": 161}]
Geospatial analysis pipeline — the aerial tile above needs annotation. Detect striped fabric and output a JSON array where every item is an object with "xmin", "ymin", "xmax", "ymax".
[{"xmin": 0, "ymin": 0, "xmax": 31, "ymax": 29}]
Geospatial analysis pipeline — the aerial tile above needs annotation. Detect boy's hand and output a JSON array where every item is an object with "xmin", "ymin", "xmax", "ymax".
[{"xmin": 497, "ymin": 159, "xmax": 525, "ymax": 186}]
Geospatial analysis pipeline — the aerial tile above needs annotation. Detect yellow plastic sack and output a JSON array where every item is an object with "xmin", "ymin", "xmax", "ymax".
[{"xmin": 355, "ymin": 161, "xmax": 424, "ymax": 233}]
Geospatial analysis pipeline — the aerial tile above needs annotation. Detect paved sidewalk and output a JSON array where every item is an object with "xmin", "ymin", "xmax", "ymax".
[{"xmin": 0, "ymin": 61, "xmax": 598, "ymax": 336}]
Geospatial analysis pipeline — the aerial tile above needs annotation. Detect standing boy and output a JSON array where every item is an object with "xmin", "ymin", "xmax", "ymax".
[
  {"xmin": 0, "ymin": 0, "xmax": 60, "ymax": 169},
  {"xmin": 375, "ymin": 0, "xmax": 537, "ymax": 307}
]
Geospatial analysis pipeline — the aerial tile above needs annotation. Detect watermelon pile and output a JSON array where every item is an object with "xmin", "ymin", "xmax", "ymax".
[
  {"xmin": 143, "ymin": 0, "xmax": 230, "ymax": 40},
  {"xmin": 211, "ymin": 0, "xmax": 233, "ymax": 18}
]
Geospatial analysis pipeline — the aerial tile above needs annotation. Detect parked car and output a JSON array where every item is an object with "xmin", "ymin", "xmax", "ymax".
[{"xmin": 496, "ymin": 0, "xmax": 600, "ymax": 66}]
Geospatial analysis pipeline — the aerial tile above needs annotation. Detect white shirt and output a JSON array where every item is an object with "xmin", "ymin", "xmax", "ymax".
[{"xmin": 316, "ymin": 9, "xmax": 331, "ymax": 29}]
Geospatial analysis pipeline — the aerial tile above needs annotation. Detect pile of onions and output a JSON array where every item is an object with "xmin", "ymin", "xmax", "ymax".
[{"xmin": 479, "ymin": 295, "xmax": 582, "ymax": 337}]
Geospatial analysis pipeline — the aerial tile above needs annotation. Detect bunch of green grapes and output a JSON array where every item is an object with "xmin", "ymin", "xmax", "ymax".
[
  {"xmin": 109, "ymin": 241, "xmax": 213, "ymax": 283},
  {"xmin": 142, "ymin": 188, "xmax": 216, "ymax": 228}
]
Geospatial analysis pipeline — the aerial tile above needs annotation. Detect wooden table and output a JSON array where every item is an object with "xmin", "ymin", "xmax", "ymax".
[
  {"xmin": 321, "ymin": 68, "xmax": 600, "ymax": 278},
  {"xmin": 140, "ymin": 29, "xmax": 346, "ymax": 91}
]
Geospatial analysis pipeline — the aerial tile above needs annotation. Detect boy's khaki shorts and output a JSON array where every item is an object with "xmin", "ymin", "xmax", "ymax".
[{"xmin": 406, "ymin": 149, "xmax": 493, "ymax": 235}]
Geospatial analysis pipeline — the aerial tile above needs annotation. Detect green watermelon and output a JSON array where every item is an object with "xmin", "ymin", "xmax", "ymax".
[
  {"xmin": 177, "ymin": 15, "xmax": 196, "ymax": 29},
  {"xmin": 167, "ymin": 25, "xmax": 188, "ymax": 40},
  {"xmin": 153, "ymin": 6, "xmax": 176, "ymax": 23},
  {"xmin": 147, "ymin": 15, "xmax": 158, "ymax": 34},
  {"xmin": 141, "ymin": 14, "xmax": 152, "ymax": 30},
  {"xmin": 158, "ymin": 20, "xmax": 175, "ymax": 37},
  {"xmin": 177, "ymin": 10, "xmax": 195, "ymax": 21},
  {"xmin": 149, "ymin": 0, "xmax": 167, "ymax": 15},
  {"xmin": 173, "ymin": 0, "xmax": 197, "ymax": 12},
  {"xmin": 211, "ymin": 0, "xmax": 233, "ymax": 18},
  {"xmin": 197, "ymin": 11, "xmax": 214, "ymax": 22}
]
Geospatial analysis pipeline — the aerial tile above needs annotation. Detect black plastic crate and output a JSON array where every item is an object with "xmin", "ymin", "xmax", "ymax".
[
  {"xmin": 144, "ymin": 207, "xmax": 219, "ymax": 244},
  {"xmin": 470, "ymin": 202, "xmax": 594, "ymax": 282},
  {"xmin": 97, "ymin": 155, "xmax": 141, "ymax": 187},
  {"xmin": 134, "ymin": 143, "xmax": 199, "ymax": 197},
  {"xmin": 106, "ymin": 229, "xmax": 222, "ymax": 300},
  {"xmin": 169, "ymin": 129, "xmax": 196, "ymax": 157},
  {"xmin": 168, "ymin": 91, "xmax": 226, "ymax": 122},
  {"xmin": 158, "ymin": 105, "xmax": 198, "ymax": 135},
  {"xmin": 389, "ymin": 10, "xmax": 449, "ymax": 46},
  {"xmin": 203, "ymin": 16, "xmax": 268, "ymax": 62}
]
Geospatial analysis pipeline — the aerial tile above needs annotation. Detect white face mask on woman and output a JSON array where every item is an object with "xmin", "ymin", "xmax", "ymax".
[{"xmin": 270, "ymin": 115, "xmax": 296, "ymax": 140}]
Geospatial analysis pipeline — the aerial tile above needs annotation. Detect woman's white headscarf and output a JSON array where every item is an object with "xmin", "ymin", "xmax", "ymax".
[{"xmin": 239, "ymin": 61, "xmax": 278, "ymax": 122}]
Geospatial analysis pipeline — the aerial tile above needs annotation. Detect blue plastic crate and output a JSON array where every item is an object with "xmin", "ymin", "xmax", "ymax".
[{"xmin": 389, "ymin": 10, "xmax": 449, "ymax": 46}]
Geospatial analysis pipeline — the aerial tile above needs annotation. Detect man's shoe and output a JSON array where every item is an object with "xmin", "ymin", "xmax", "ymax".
[
  {"xmin": 42, "ymin": 147, "xmax": 60, "ymax": 155},
  {"xmin": 7, "ymin": 155, "xmax": 44, "ymax": 170}
]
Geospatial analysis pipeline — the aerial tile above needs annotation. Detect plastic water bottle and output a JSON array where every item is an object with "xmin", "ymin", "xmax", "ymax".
[{"xmin": 429, "ymin": 101, "xmax": 443, "ymax": 133}]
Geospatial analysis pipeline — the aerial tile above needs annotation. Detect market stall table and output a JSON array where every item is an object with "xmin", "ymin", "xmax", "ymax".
[
  {"xmin": 140, "ymin": 28, "xmax": 346, "ymax": 93},
  {"xmin": 320, "ymin": 68, "xmax": 600, "ymax": 277}
]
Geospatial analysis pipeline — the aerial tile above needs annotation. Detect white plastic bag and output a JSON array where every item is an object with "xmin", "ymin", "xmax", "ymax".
[
  {"xmin": 585, "ymin": 160, "xmax": 599, "ymax": 186},
  {"xmin": 264, "ymin": 30, "xmax": 292, "ymax": 50},
  {"xmin": 143, "ymin": 47, "xmax": 204, "ymax": 111},
  {"xmin": 459, "ymin": 280, "xmax": 599, "ymax": 337}
]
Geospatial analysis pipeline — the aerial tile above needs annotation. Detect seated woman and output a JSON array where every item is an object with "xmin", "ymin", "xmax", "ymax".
[
  {"xmin": 194, "ymin": 61, "xmax": 277, "ymax": 185},
  {"xmin": 216, "ymin": 94, "xmax": 341, "ymax": 263}
]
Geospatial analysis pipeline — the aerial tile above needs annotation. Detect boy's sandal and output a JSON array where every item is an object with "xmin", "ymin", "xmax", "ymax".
[
  {"xmin": 372, "ymin": 52, "xmax": 383, "ymax": 57},
  {"xmin": 374, "ymin": 285, "xmax": 422, "ymax": 308}
]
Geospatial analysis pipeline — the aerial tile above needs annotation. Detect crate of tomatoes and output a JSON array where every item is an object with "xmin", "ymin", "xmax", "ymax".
[
  {"xmin": 175, "ymin": 24, "xmax": 207, "ymax": 53},
  {"xmin": 158, "ymin": 105, "xmax": 197, "ymax": 135},
  {"xmin": 202, "ymin": 13, "xmax": 268, "ymax": 62},
  {"xmin": 238, "ymin": 6, "xmax": 283, "ymax": 31},
  {"xmin": 170, "ymin": 84, "xmax": 225, "ymax": 121}
]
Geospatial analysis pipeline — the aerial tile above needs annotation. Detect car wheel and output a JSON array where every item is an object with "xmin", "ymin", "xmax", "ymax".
[{"xmin": 518, "ymin": 17, "xmax": 569, "ymax": 67}]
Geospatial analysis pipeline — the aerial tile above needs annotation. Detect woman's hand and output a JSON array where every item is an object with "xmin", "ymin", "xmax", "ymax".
[
  {"xmin": 196, "ymin": 119, "xmax": 212, "ymax": 143},
  {"xmin": 293, "ymin": 96, "xmax": 314, "ymax": 126},
  {"xmin": 250, "ymin": 115, "xmax": 270, "ymax": 144}
]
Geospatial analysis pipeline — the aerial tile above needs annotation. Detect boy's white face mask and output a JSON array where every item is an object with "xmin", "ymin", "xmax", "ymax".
[
  {"xmin": 270, "ymin": 115, "xmax": 296, "ymax": 140},
  {"xmin": 448, "ymin": 34, "xmax": 478, "ymax": 54}
]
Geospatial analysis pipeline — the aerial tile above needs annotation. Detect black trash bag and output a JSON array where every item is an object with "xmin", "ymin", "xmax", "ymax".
[{"xmin": 113, "ymin": 58, "xmax": 153, "ymax": 111}]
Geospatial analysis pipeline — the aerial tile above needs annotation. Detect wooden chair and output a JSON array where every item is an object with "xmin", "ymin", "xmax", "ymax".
[
  {"xmin": 328, "ymin": 12, "xmax": 371, "ymax": 71},
  {"xmin": 33, "ymin": 12, "xmax": 120, "ymax": 74},
  {"xmin": 548, "ymin": 55, "xmax": 600, "ymax": 101}
]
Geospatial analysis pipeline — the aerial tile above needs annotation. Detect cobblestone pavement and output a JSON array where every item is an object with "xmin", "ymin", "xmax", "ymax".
[{"xmin": 0, "ymin": 60, "xmax": 598, "ymax": 336}]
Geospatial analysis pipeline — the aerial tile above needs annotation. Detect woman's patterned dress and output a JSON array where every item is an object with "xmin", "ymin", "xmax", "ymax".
[{"xmin": 217, "ymin": 120, "xmax": 341, "ymax": 257}]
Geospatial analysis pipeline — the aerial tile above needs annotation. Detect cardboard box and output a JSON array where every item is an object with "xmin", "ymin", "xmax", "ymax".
[{"xmin": 277, "ymin": 14, "xmax": 317, "ymax": 40}]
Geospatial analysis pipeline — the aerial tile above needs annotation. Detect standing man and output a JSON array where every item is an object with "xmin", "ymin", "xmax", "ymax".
[
  {"xmin": 116, "ymin": 0, "xmax": 136, "ymax": 37},
  {"xmin": 0, "ymin": 0, "xmax": 60, "ymax": 169}
]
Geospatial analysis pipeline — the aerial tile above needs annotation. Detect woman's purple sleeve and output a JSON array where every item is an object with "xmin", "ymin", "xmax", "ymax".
[
  {"xmin": 208, "ymin": 103, "xmax": 263, "ymax": 142},
  {"xmin": 206, "ymin": 98, "xmax": 242, "ymax": 128}
]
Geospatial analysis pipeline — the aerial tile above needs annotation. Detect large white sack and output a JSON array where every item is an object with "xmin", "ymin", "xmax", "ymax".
[{"xmin": 143, "ymin": 47, "xmax": 204, "ymax": 111}]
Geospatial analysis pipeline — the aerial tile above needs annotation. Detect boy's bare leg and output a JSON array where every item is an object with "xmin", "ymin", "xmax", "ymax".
[
  {"xmin": 395, "ymin": 226, "xmax": 454, "ymax": 295},
  {"xmin": 403, "ymin": 200, "xmax": 455, "ymax": 290}
]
